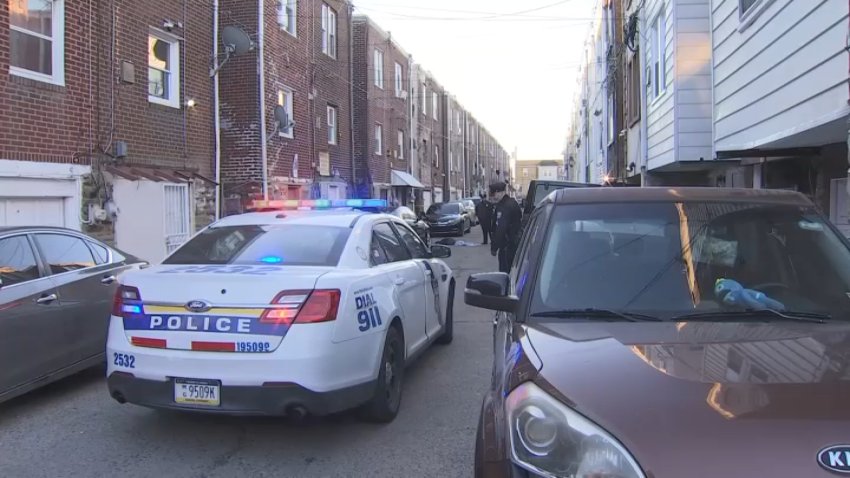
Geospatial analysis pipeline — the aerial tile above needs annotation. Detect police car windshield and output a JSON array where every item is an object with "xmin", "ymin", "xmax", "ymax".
[
  {"xmin": 529, "ymin": 201, "xmax": 850, "ymax": 321},
  {"xmin": 163, "ymin": 225, "xmax": 350, "ymax": 266}
]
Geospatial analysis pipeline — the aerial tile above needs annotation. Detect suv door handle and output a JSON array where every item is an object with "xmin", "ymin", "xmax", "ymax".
[
  {"xmin": 101, "ymin": 275, "xmax": 116, "ymax": 285},
  {"xmin": 36, "ymin": 294, "xmax": 58, "ymax": 305}
]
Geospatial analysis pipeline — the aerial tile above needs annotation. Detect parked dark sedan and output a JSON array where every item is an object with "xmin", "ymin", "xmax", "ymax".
[
  {"xmin": 390, "ymin": 206, "xmax": 431, "ymax": 246},
  {"xmin": 466, "ymin": 187, "xmax": 850, "ymax": 478},
  {"xmin": 425, "ymin": 202, "xmax": 471, "ymax": 237},
  {"xmin": 0, "ymin": 227, "xmax": 145, "ymax": 404}
]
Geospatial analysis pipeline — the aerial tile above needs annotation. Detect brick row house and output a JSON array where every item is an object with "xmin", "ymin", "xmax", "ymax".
[
  {"xmin": 0, "ymin": 0, "xmax": 215, "ymax": 263},
  {"xmin": 0, "ymin": 1, "xmax": 512, "ymax": 260}
]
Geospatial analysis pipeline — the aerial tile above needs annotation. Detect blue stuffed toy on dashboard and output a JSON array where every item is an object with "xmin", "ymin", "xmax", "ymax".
[{"xmin": 714, "ymin": 278, "xmax": 785, "ymax": 311}]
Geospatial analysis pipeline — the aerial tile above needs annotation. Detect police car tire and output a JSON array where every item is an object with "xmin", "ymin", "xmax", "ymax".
[
  {"xmin": 361, "ymin": 325, "xmax": 405, "ymax": 423},
  {"xmin": 436, "ymin": 280, "xmax": 454, "ymax": 345}
]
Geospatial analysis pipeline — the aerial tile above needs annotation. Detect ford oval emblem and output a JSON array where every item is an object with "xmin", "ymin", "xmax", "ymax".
[
  {"xmin": 817, "ymin": 445, "xmax": 850, "ymax": 474},
  {"xmin": 186, "ymin": 300, "xmax": 211, "ymax": 313}
]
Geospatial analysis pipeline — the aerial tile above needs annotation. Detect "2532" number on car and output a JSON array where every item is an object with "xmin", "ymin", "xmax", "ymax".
[{"xmin": 113, "ymin": 353, "xmax": 135, "ymax": 368}]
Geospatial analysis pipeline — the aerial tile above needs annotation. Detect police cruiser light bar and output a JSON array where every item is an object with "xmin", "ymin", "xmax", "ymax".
[{"xmin": 248, "ymin": 199, "xmax": 388, "ymax": 212}]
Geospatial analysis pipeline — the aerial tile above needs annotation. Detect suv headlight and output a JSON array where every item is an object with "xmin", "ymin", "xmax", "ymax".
[{"xmin": 506, "ymin": 382, "xmax": 645, "ymax": 478}]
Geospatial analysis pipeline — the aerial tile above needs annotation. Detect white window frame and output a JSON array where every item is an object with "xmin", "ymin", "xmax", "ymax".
[
  {"xmin": 397, "ymin": 129, "xmax": 405, "ymax": 159},
  {"xmin": 375, "ymin": 123, "xmax": 383, "ymax": 155},
  {"xmin": 738, "ymin": 0, "xmax": 776, "ymax": 31},
  {"xmin": 327, "ymin": 105, "xmax": 337, "ymax": 145},
  {"xmin": 373, "ymin": 49, "xmax": 384, "ymax": 89},
  {"xmin": 321, "ymin": 3, "xmax": 337, "ymax": 58},
  {"xmin": 394, "ymin": 62, "xmax": 404, "ymax": 97},
  {"xmin": 9, "ymin": 0, "xmax": 65, "ymax": 86},
  {"xmin": 277, "ymin": 0, "xmax": 297, "ymax": 37},
  {"xmin": 648, "ymin": 8, "xmax": 667, "ymax": 104},
  {"xmin": 422, "ymin": 85, "xmax": 428, "ymax": 115},
  {"xmin": 277, "ymin": 87, "xmax": 295, "ymax": 138},
  {"xmin": 148, "ymin": 28, "xmax": 181, "ymax": 108},
  {"xmin": 432, "ymin": 92, "xmax": 438, "ymax": 120}
]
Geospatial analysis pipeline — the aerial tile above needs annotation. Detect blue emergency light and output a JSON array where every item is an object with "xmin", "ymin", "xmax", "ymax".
[{"xmin": 249, "ymin": 198, "xmax": 388, "ymax": 211}]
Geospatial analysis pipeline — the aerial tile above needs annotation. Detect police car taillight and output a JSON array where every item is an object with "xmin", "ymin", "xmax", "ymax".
[
  {"xmin": 112, "ymin": 285, "xmax": 142, "ymax": 317},
  {"xmin": 260, "ymin": 289, "xmax": 340, "ymax": 325}
]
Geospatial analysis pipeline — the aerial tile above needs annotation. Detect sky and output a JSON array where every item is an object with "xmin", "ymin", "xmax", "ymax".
[{"xmin": 351, "ymin": 0, "xmax": 597, "ymax": 162}]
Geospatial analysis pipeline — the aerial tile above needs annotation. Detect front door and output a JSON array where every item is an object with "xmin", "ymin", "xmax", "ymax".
[
  {"xmin": 391, "ymin": 221, "xmax": 444, "ymax": 340},
  {"xmin": 372, "ymin": 222, "xmax": 429, "ymax": 353},
  {"xmin": 0, "ymin": 234, "xmax": 64, "ymax": 396}
]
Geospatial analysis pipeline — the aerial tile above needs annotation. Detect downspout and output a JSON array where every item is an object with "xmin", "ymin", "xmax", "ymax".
[
  {"xmin": 213, "ymin": 0, "xmax": 222, "ymax": 219},
  {"xmin": 349, "ymin": 3, "xmax": 356, "ymax": 198},
  {"xmin": 258, "ymin": 0, "xmax": 269, "ymax": 200}
]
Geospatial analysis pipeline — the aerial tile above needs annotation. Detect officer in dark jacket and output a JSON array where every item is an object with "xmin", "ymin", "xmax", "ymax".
[
  {"xmin": 489, "ymin": 182, "xmax": 522, "ymax": 273},
  {"xmin": 475, "ymin": 193, "xmax": 493, "ymax": 245}
]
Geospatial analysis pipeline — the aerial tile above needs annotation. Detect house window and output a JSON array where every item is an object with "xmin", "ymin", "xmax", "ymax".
[
  {"xmin": 327, "ymin": 105, "xmax": 337, "ymax": 145},
  {"xmin": 277, "ymin": 87, "xmax": 294, "ymax": 138},
  {"xmin": 523, "ymin": 169, "xmax": 528, "ymax": 178},
  {"xmin": 148, "ymin": 30, "xmax": 181, "ymax": 107},
  {"xmin": 394, "ymin": 62, "xmax": 404, "ymax": 97},
  {"xmin": 649, "ymin": 8, "xmax": 667, "ymax": 101},
  {"xmin": 9, "ymin": 0, "xmax": 65, "ymax": 85},
  {"xmin": 397, "ymin": 130, "xmax": 405, "ymax": 159},
  {"xmin": 321, "ymin": 4, "xmax": 337, "ymax": 58},
  {"xmin": 373, "ymin": 49, "xmax": 384, "ymax": 88},
  {"xmin": 607, "ymin": 95, "xmax": 614, "ymax": 145},
  {"xmin": 739, "ymin": 0, "xmax": 760, "ymax": 15},
  {"xmin": 432, "ymin": 92, "xmax": 438, "ymax": 120},
  {"xmin": 375, "ymin": 124, "xmax": 383, "ymax": 155},
  {"xmin": 422, "ymin": 85, "xmax": 428, "ymax": 115},
  {"xmin": 434, "ymin": 146, "xmax": 440, "ymax": 167},
  {"xmin": 277, "ymin": 0, "xmax": 297, "ymax": 36}
]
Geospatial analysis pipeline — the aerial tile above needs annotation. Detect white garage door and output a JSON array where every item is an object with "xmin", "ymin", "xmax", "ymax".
[{"xmin": 0, "ymin": 198, "xmax": 66, "ymax": 227}]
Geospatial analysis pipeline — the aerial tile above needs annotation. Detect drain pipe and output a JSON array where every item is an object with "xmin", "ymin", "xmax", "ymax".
[
  {"xmin": 213, "ymin": 0, "xmax": 222, "ymax": 219},
  {"xmin": 258, "ymin": 0, "xmax": 269, "ymax": 200},
  {"xmin": 349, "ymin": 3, "xmax": 357, "ymax": 198}
]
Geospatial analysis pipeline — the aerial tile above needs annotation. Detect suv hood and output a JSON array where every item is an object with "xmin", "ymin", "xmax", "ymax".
[{"xmin": 524, "ymin": 321, "xmax": 850, "ymax": 477}]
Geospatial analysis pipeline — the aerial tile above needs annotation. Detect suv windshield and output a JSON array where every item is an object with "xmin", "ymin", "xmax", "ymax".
[
  {"xmin": 164, "ymin": 225, "xmax": 350, "ymax": 266},
  {"xmin": 531, "ymin": 202, "xmax": 850, "ymax": 321},
  {"xmin": 428, "ymin": 203, "xmax": 461, "ymax": 215}
]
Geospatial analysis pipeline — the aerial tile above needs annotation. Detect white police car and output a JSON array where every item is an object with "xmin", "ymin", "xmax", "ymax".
[{"xmin": 106, "ymin": 199, "xmax": 455, "ymax": 422}]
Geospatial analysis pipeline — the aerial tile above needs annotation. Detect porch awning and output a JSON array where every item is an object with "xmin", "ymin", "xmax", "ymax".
[{"xmin": 391, "ymin": 170, "xmax": 425, "ymax": 188}]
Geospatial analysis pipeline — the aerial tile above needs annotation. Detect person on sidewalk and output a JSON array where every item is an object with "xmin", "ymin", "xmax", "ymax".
[
  {"xmin": 475, "ymin": 193, "xmax": 493, "ymax": 245},
  {"xmin": 489, "ymin": 182, "xmax": 522, "ymax": 273}
]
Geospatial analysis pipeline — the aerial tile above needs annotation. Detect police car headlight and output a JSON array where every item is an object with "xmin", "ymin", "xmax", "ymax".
[{"xmin": 505, "ymin": 382, "xmax": 645, "ymax": 478}]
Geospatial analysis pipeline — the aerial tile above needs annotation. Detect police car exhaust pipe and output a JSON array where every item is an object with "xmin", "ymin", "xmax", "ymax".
[{"xmin": 286, "ymin": 404, "xmax": 308, "ymax": 421}]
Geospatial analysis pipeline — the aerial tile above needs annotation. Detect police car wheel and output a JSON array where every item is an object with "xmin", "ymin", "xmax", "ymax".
[
  {"xmin": 436, "ymin": 280, "xmax": 454, "ymax": 345},
  {"xmin": 361, "ymin": 325, "xmax": 404, "ymax": 423}
]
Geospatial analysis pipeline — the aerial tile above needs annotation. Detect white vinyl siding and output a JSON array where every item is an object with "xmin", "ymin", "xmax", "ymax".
[
  {"xmin": 9, "ymin": 0, "xmax": 65, "ymax": 85},
  {"xmin": 712, "ymin": 0, "xmax": 849, "ymax": 151},
  {"xmin": 644, "ymin": 0, "xmax": 677, "ymax": 170}
]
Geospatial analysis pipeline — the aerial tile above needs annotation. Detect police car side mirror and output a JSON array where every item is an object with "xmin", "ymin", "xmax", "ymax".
[
  {"xmin": 465, "ymin": 272, "xmax": 518, "ymax": 313},
  {"xmin": 430, "ymin": 245, "xmax": 451, "ymax": 259}
]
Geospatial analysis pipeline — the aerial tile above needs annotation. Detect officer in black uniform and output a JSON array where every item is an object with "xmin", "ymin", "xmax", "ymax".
[
  {"xmin": 489, "ymin": 182, "xmax": 522, "ymax": 273},
  {"xmin": 475, "ymin": 193, "xmax": 493, "ymax": 245}
]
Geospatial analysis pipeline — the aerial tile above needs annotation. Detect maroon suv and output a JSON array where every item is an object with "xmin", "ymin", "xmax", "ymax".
[{"xmin": 466, "ymin": 187, "xmax": 850, "ymax": 478}]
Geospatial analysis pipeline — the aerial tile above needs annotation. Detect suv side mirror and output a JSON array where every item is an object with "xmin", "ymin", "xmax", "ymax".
[
  {"xmin": 465, "ymin": 272, "xmax": 518, "ymax": 312},
  {"xmin": 430, "ymin": 244, "xmax": 451, "ymax": 259}
]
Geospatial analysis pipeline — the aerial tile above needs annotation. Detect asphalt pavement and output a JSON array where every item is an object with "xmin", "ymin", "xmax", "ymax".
[{"xmin": 0, "ymin": 226, "xmax": 499, "ymax": 478}]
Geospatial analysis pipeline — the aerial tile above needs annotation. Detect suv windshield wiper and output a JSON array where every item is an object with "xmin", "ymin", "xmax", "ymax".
[
  {"xmin": 672, "ymin": 309, "xmax": 829, "ymax": 324},
  {"xmin": 531, "ymin": 308, "xmax": 662, "ymax": 322}
]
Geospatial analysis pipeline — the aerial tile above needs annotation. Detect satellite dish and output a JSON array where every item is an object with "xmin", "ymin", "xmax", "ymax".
[
  {"xmin": 210, "ymin": 26, "xmax": 255, "ymax": 77},
  {"xmin": 222, "ymin": 26, "xmax": 254, "ymax": 56}
]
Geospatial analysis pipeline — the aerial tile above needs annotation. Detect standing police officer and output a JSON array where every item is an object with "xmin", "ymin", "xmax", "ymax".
[
  {"xmin": 475, "ymin": 193, "xmax": 493, "ymax": 245},
  {"xmin": 489, "ymin": 182, "xmax": 522, "ymax": 273}
]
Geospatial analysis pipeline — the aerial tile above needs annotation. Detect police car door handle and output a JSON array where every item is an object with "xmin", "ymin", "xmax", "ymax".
[
  {"xmin": 393, "ymin": 277, "xmax": 405, "ymax": 286},
  {"xmin": 101, "ymin": 275, "xmax": 116, "ymax": 285},
  {"xmin": 36, "ymin": 293, "xmax": 58, "ymax": 305}
]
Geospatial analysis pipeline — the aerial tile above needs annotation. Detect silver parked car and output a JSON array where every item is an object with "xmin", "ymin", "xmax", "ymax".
[{"xmin": 0, "ymin": 227, "xmax": 145, "ymax": 403}]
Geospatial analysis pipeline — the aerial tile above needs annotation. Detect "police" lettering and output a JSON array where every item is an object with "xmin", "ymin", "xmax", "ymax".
[{"xmin": 148, "ymin": 315, "xmax": 253, "ymax": 334}]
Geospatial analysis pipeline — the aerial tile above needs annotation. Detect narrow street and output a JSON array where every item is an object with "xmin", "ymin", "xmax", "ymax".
[{"xmin": 0, "ymin": 229, "xmax": 496, "ymax": 478}]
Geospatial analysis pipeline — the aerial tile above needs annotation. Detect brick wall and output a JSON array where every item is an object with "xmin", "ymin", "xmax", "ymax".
[
  {"xmin": 413, "ymin": 66, "xmax": 445, "ymax": 189},
  {"xmin": 352, "ymin": 16, "xmax": 410, "ymax": 193}
]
